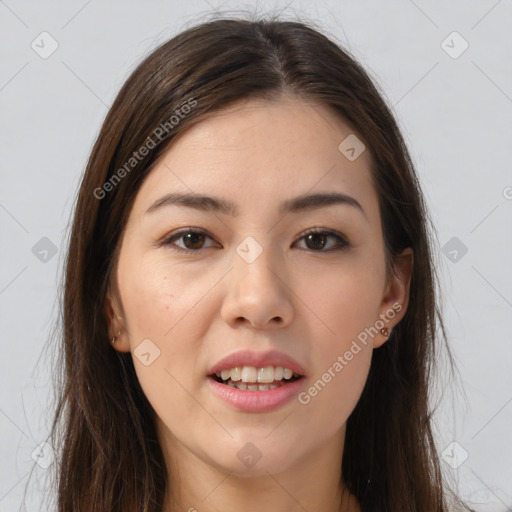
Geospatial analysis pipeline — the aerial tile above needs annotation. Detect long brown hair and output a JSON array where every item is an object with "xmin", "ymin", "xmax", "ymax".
[{"xmin": 47, "ymin": 13, "xmax": 474, "ymax": 512}]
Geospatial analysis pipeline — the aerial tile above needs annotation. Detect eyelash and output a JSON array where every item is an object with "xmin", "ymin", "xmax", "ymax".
[{"xmin": 160, "ymin": 227, "xmax": 350, "ymax": 254}]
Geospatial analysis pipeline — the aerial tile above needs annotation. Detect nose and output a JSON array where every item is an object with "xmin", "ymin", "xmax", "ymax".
[{"xmin": 220, "ymin": 243, "xmax": 294, "ymax": 330}]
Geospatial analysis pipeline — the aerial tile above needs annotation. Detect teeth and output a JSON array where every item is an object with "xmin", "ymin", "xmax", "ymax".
[
  {"xmin": 257, "ymin": 366, "xmax": 274, "ymax": 383},
  {"xmin": 215, "ymin": 365, "xmax": 300, "ymax": 384},
  {"xmin": 225, "ymin": 380, "xmax": 282, "ymax": 391},
  {"xmin": 274, "ymin": 366, "xmax": 284, "ymax": 380},
  {"xmin": 230, "ymin": 366, "xmax": 242, "ymax": 381},
  {"xmin": 241, "ymin": 366, "xmax": 258, "ymax": 383},
  {"xmin": 283, "ymin": 368, "xmax": 293, "ymax": 379}
]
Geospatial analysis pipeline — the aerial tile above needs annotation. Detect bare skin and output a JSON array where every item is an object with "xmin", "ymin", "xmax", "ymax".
[{"xmin": 107, "ymin": 95, "xmax": 412, "ymax": 512}]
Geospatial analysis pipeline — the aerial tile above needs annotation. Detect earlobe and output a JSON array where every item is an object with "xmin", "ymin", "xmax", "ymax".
[
  {"xmin": 105, "ymin": 288, "xmax": 130, "ymax": 352},
  {"xmin": 374, "ymin": 248, "xmax": 413, "ymax": 348},
  {"xmin": 111, "ymin": 331, "xmax": 121, "ymax": 345}
]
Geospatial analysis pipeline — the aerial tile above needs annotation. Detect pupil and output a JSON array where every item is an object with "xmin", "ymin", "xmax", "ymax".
[
  {"xmin": 306, "ymin": 233, "xmax": 326, "ymax": 250},
  {"xmin": 184, "ymin": 233, "xmax": 204, "ymax": 249}
]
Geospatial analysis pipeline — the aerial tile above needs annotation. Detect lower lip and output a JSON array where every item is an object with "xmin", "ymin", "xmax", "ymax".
[{"xmin": 207, "ymin": 377, "xmax": 305, "ymax": 412}]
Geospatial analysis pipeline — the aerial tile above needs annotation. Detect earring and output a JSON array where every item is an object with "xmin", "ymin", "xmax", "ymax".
[
  {"xmin": 111, "ymin": 315, "xmax": 123, "ymax": 344},
  {"xmin": 380, "ymin": 327, "xmax": 389, "ymax": 337}
]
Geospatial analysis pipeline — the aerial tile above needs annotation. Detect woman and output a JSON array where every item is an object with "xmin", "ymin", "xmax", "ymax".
[{"xmin": 49, "ymin": 15, "xmax": 475, "ymax": 512}]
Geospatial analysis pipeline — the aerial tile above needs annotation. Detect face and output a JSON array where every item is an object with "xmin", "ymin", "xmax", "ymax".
[{"xmin": 107, "ymin": 96, "xmax": 411, "ymax": 476}]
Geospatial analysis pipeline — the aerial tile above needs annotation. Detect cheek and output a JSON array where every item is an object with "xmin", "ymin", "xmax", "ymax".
[
  {"xmin": 294, "ymin": 342, "xmax": 372, "ymax": 456},
  {"xmin": 116, "ymin": 253, "xmax": 226, "ymax": 400},
  {"xmin": 293, "ymin": 255, "xmax": 385, "ymax": 342},
  {"xmin": 302, "ymin": 333, "xmax": 373, "ymax": 422},
  {"xmin": 291, "ymin": 258, "xmax": 381, "ymax": 424},
  {"xmin": 117, "ymin": 255, "xmax": 218, "ymax": 433},
  {"xmin": 118, "ymin": 253, "xmax": 216, "ymax": 340}
]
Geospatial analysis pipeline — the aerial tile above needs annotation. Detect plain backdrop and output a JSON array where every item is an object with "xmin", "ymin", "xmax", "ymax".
[{"xmin": 1, "ymin": 1, "xmax": 511, "ymax": 511}]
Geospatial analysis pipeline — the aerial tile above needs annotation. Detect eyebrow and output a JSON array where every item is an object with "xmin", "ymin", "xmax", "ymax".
[{"xmin": 145, "ymin": 191, "xmax": 366, "ymax": 219}]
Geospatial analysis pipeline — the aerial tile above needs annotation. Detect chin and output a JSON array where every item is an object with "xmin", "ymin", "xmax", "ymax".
[{"xmin": 203, "ymin": 437, "xmax": 302, "ymax": 476}]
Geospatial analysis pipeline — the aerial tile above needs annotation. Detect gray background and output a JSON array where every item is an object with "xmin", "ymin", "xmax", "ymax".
[{"xmin": 1, "ymin": 1, "xmax": 511, "ymax": 511}]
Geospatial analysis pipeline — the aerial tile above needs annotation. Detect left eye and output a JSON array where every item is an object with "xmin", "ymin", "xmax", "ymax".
[
  {"xmin": 161, "ymin": 228, "xmax": 349, "ymax": 253},
  {"xmin": 294, "ymin": 229, "xmax": 349, "ymax": 251}
]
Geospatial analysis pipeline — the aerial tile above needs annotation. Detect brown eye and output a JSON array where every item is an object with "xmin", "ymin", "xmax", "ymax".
[
  {"xmin": 304, "ymin": 233, "xmax": 328, "ymax": 251},
  {"xmin": 294, "ymin": 229, "xmax": 349, "ymax": 252},
  {"xmin": 181, "ymin": 232, "xmax": 207, "ymax": 250},
  {"xmin": 162, "ymin": 229, "xmax": 218, "ymax": 252},
  {"xmin": 161, "ymin": 228, "xmax": 349, "ymax": 254}
]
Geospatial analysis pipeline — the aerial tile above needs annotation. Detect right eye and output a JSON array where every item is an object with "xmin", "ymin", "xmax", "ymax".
[{"xmin": 161, "ymin": 228, "xmax": 220, "ymax": 253}]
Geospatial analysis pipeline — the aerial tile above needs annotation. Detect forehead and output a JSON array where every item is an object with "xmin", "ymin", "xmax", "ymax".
[{"xmin": 131, "ymin": 96, "xmax": 378, "ymax": 223}]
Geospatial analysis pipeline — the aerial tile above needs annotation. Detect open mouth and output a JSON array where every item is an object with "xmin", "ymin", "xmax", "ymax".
[{"xmin": 209, "ymin": 367, "xmax": 304, "ymax": 391}]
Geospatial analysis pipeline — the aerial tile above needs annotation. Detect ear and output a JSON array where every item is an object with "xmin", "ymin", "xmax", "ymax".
[
  {"xmin": 373, "ymin": 247, "xmax": 413, "ymax": 348},
  {"xmin": 105, "ymin": 287, "xmax": 130, "ymax": 353}
]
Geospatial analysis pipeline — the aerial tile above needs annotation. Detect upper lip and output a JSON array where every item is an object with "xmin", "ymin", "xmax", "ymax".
[{"xmin": 207, "ymin": 349, "xmax": 306, "ymax": 376}]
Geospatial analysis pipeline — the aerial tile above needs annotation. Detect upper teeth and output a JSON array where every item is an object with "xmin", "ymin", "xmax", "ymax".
[{"xmin": 217, "ymin": 366, "xmax": 297, "ymax": 383}]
